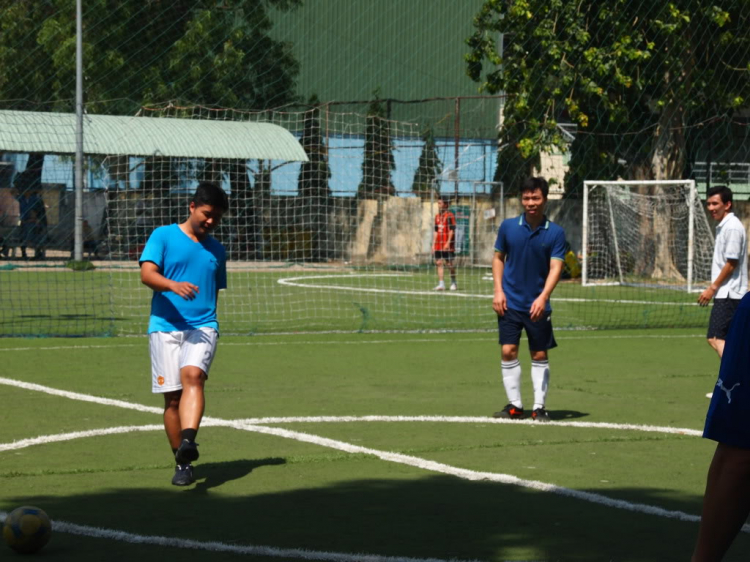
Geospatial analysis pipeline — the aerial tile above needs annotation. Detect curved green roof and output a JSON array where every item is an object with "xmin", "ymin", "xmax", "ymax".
[{"xmin": 0, "ymin": 110, "xmax": 308, "ymax": 162}]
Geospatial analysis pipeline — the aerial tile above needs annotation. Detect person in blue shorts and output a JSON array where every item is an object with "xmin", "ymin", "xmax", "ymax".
[
  {"xmin": 491, "ymin": 177, "xmax": 566, "ymax": 422},
  {"xmin": 139, "ymin": 182, "xmax": 228, "ymax": 486},
  {"xmin": 693, "ymin": 291, "xmax": 750, "ymax": 560}
]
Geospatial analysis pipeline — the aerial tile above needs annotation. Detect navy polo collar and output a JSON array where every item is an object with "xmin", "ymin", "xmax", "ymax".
[{"xmin": 518, "ymin": 213, "xmax": 550, "ymax": 231}]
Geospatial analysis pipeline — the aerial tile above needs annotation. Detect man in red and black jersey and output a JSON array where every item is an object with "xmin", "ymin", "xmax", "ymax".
[{"xmin": 433, "ymin": 197, "xmax": 457, "ymax": 291}]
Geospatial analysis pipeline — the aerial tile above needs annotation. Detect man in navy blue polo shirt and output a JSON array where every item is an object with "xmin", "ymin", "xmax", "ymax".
[{"xmin": 491, "ymin": 177, "xmax": 566, "ymax": 422}]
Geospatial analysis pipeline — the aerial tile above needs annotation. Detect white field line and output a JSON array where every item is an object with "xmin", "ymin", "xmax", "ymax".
[
  {"xmin": 0, "ymin": 416, "xmax": 702, "ymax": 455},
  {"xmin": 0, "ymin": 377, "xmax": 163, "ymax": 415},
  {"xmin": 229, "ymin": 420, "xmax": 736, "ymax": 530},
  {"xmin": 0, "ymin": 375, "xmax": 721, "ymax": 533},
  {"xmin": 0, "ymin": 333, "xmax": 704, "ymax": 353},
  {"xmin": 0, "ymin": 425, "xmax": 163, "ymax": 452},
  {"xmin": 231, "ymin": 416, "xmax": 703, "ymax": 437},
  {"xmin": 0, "ymin": 376, "xmax": 705, "ymax": 439},
  {"xmin": 278, "ymin": 274, "xmax": 486, "ymax": 299},
  {"xmin": 0, "ymin": 510, "xmax": 481, "ymax": 562},
  {"xmin": 0, "ymin": 419, "xmax": 228, "ymax": 453},
  {"xmin": 277, "ymin": 274, "xmax": 704, "ymax": 306}
]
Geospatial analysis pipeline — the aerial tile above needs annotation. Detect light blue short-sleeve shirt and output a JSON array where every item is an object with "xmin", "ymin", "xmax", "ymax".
[{"xmin": 139, "ymin": 224, "xmax": 227, "ymax": 333}]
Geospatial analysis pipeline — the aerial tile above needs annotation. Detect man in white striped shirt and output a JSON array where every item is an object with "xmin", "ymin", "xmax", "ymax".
[{"xmin": 698, "ymin": 185, "xmax": 748, "ymax": 362}]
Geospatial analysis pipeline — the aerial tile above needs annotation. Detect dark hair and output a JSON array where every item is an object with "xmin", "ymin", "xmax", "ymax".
[
  {"xmin": 439, "ymin": 196, "xmax": 452, "ymax": 205},
  {"xmin": 192, "ymin": 181, "xmax": 228, "ymax": 212},
  {"xmin": 707, "ymin": 185, "xmax": 733, "ymax": 206},
  {"xmin": 521, "ymin": 177, "xmax": 549, "ymax": 198}
]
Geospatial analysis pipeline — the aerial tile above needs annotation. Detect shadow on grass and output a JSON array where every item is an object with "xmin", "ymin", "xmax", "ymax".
[
  {"xmin": 193, "ymin": 458, "xmax": 286, "ymax": 493},
  {"xmin": 11, "ymin": 466, "xmax": 750, "ymax": 562},
  {"xmin": 550, "ymin": 409, "xmax": 589, "ymax": 420}
]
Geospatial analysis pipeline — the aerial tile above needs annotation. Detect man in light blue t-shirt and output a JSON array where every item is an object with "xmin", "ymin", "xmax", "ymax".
[
  {"xmin": 139, "ymin": 182, "xmax": 228, "ymax": 486},
  {"xmin": 491, "ymin": 177, "xmax": 566, "ymax": 422}
]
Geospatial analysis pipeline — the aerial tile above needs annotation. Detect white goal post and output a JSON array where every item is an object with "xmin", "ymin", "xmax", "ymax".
[{"xmin": 582, "ymin": 180, "xmax": 714, "ymax": 293}]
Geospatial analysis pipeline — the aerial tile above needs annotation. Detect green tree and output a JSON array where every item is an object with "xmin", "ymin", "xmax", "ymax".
[
  {"xmin": 357, "ymin": 94, "xmax": 396, "ymax": 199},
  {"xmin": 298, "ymin": 100, "xmax": 332, "ymax": 260},
  {"xmin": 0, "ymin": 0, "xmax": 301, "ymax": 114},
  {"xmin": 0, "ymin": 1, "xmax": 301, "ymax": 254},
  {"xmin": 298, "ymin": 101, "xmax": 332, "ymax": 200},
  {"xmin": 411, "ymin": 126, "xmax": 442, "ymax": 199},
  {"xmin": 466, "ymin": 1, "xmax": 750, "ymax": 191}
]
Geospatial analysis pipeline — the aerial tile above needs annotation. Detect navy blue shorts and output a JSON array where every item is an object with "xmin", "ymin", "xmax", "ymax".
[
  {"xmin": 704, "ymin": 293, "xmax": 750, "ymax": 448},
  {"xmin": 707, "ymin": 298, "xmax": 741, "ymax": 340},
  {"xmin": 497, "ymin": 308, "xmax": 557, "ymax": 351}
]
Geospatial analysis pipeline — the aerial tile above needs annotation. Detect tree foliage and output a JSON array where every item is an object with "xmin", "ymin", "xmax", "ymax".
[
  {"xmin": 411, "ymin": 126, "xmax": 442, "ymax": 199},
  {"xmin": 466, "ymin": 0, "xmax": 750, "ymax": 190},
  {"xmin": 298, "ymin": 102, "xmax": 332, "ymax": 200},
  {"xmin": 298, "ymin": 100, "xmax": 332, "ymax": 260},
  {"xmin": 0, "ymin": 0, "xmax": 301, "ymax": 114},
  {"xmin": 357, "ymin": 94, "xmax": 396, "ymax": 198}
]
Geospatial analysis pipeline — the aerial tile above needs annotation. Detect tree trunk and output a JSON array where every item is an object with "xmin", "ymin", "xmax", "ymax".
[{"xmin": 651, "ymin": 103, "xmax": 686, "ymax": 181}]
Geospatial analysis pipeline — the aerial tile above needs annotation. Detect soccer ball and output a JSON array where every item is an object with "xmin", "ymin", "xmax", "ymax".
[{"xmin": 2, "ymin": 506, "xmax": 52, "ymax": 554}]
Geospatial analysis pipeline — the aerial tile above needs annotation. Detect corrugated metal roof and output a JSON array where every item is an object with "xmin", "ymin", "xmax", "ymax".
[{"xmin": 0, "ymin": 110, "xmax": 308, "ymax": 162}]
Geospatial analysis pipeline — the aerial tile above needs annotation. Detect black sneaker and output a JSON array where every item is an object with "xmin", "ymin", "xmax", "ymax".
[
  {"xmin": 493, "ymin": 403, "xmax": 524, "ymax": 419},
  {"xmin": 172, "ymin": 464, "xmax": 195, "ymax": 486},
  {"xmin": 531, "ymin": 407, "xmax": 552, "ymax": 422},
  {"xmin": 175, "ymin": 439, "xmax": 199, "ymax": 464}
]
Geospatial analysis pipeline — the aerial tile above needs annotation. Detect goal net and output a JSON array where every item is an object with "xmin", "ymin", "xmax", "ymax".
[
  {"xmin": 104, "ymin": 106, "xmax": 505, "ymax": 336},
  {"xmin": 582, "ymin": 180, "xmax": 714, "ymax": 292},
  {"xmin": 0, "ymin": 106, "xmax": 715, "ymax": 336}
]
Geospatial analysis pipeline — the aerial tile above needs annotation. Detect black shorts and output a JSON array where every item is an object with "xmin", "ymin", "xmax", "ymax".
[
  {"xmin": 498, "ymin": 308, "xmax": 557, "ymax": 351},
  {"xmin": 434, "ymin": 251, "xmax": 455, "ymax": 261},
  {"xmin": 707, "ymin": 298, "xmax": 741, "ymax": 340}
]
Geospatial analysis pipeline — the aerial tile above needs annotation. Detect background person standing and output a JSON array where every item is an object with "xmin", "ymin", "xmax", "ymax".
[
  {"xmin": 699, "ymin": 185, "xmax": 747, "ymax": 398},
  {"xmin": 433, "ymin": 197, "xmax": 457, "ymax": 291}
]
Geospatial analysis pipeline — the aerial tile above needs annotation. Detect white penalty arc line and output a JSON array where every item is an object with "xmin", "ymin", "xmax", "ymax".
[
  {"xmin": 0, "ymin": 416, "xmax": 702, "ymax": 454},
  {"xmin": 0, "ymin": 420, "xmax": 717, "ymax": 533},
  {"xmin": 0, "ymin": 511, "xmax": 481, "ymax": 562},
  {"xmin": 0, "ymin": 376, "xmax": 704, "ymax": 439},
  {"xmin": 231, "ymin": 416, "xmax": 704, "ymax": 437},
  {"xmin": 0, "ymin": 376, "xmax": 731, "ymax": 533},
  {"xmin": 277, "ymin": 274, "xmax": 705, "ymax": 306}
]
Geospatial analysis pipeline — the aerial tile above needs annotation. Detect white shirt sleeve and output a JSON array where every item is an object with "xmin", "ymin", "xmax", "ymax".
[{"xmin": 724, "ymin": 227, "xmax": 743, "ymax": 261}]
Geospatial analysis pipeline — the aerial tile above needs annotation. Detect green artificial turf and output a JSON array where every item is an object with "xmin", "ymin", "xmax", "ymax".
[
  {"xmin": 2, "ymin": 330, "xmax": 749, "ymax": 560},
  {"xmin": 1, "ymin": 267, "xmax": 711, "ymax": 336}
]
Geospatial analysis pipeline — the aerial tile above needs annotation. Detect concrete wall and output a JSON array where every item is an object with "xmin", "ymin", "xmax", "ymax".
[
  {"xmin": 346, "ymin": 196, "xmax": 585, "ymax": 266},
  {"xmin": 345, "ymin": 197, "xmax": 750, "ymax": 268}
]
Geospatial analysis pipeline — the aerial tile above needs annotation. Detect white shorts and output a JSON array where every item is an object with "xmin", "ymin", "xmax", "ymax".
[{"xmin": 149, "ymin": 327, "xmax": 218, "ymax": 394}]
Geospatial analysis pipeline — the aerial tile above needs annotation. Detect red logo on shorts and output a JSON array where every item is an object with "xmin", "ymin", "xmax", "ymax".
[{"xmin": 157, "ymin": 376, "xmax": 165, "ymax": 386}]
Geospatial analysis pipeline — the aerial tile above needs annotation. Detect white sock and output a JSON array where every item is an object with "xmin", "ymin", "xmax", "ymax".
[
  {"xmin": 502, "ymin": 359, "xmax": 522, "ymax": 408},
  {"xmin": 531, "ymin": 359, "xmax": 550, "ymax": 409}
]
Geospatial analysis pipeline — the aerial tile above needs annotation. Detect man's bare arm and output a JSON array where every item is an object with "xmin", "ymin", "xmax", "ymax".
[{"xmin": 140, "ymin": 261, "xmax": 199, "ymax": 300}]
